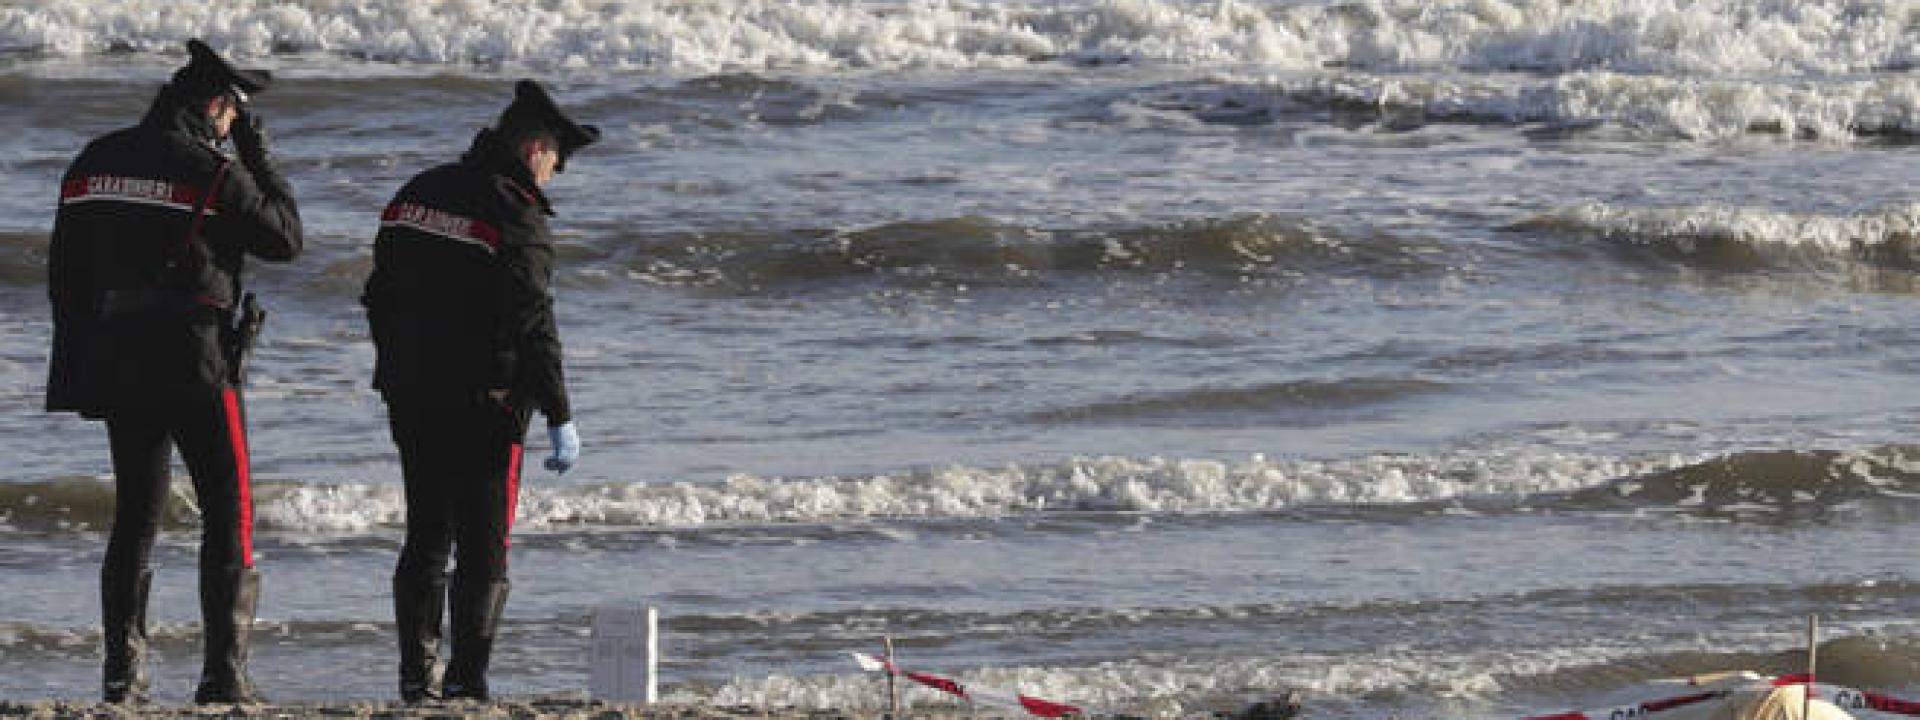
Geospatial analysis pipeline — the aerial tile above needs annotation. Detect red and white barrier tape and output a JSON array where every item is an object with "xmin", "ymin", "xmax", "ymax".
[
  {"xmin": 854, "ymin": 654, "xmax": 1920, "ymax": 720},
  {"xmin": 1523, "ymin": 673, "xmax": 1920, "ymax": 720},
  {"xmin": 851, "ymin": 652, "xmax": 1099, "ymax": 718}
]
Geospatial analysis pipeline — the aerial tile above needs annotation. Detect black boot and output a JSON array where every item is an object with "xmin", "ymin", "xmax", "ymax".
[
  {"xmin": 394, "ymin": 571, "xmax": 448, "ymax": 703},
  {"xmin": 101, "ymin": 568, "xmax": 152, "ymax": 705},
  {"xmin": 193, "ymin": 568, "xmax": 265, "ymax": 704},
  {"xmin": 441, "ymin": 578, "xmax": 510, "ymax": 701}
]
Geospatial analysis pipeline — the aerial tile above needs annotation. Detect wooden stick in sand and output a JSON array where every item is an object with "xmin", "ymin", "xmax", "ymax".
[
  {"xmin": 885, "ymin": 636, "xmax": 901, "ymax": 718},
  {"xmin": 1804, "ymin": 614, "xmax": 1818, "ymax": 719}
]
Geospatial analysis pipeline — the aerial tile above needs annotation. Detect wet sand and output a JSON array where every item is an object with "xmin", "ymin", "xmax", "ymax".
[{"xmin": 0, "ymin": 688, "xmax": 1302, "ymax": 719}]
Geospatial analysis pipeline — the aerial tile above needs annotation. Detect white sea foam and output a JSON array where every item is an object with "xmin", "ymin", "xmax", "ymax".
[
  {"xmin": 0, "ymin": 0, "xmax": 1910, "ymax": 76},
  {"xmin": 1181, "ymin": 71, "xmax": 1920, "ymax": 139},
  {"xmin": 243, "ymin": 450, "xmax": 1690, "ymax": 533},
  {"xmin": 1524, "ymin": 201, "xmax": 1920, "ymax": 255}
]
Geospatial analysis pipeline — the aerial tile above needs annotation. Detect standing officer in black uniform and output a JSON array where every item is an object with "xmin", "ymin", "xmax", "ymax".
[
  {"xmin": 362, "ymin": 79, "xmax": 594, "ymax": 702},
  {"xmin": 45, "ymin": 40, "xmax": 302, "ymax": 704}
]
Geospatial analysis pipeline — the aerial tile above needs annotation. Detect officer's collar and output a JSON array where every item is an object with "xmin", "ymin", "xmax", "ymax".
[
  {"xmin": 139, "ymin": 83, "xmax": 221, "ymax": 146},
  {"xmin": 462, "ymin": 129, "xmax": 554, "ymax": 216}
]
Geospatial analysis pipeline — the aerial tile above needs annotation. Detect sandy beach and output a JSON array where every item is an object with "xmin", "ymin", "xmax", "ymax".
[
  {"xmin": 0, "ymin": 692, "xmax": 1294, "ymax": 720},
  {"xmin": 0, "ymin": 699, "xmax": 913, "ymax": 720}
]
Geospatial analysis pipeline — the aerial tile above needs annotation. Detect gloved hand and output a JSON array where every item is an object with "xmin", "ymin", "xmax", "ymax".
[
  {"xmin": 545, "ymin": 421, "xmax": 580, "ymax": 474},
  {"xmin": 230, "ymin": 108, "xmax": 271, "ymax": 169}
]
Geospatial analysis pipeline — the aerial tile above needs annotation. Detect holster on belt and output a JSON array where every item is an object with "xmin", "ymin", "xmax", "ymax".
[{"xmin": 224, "ymin": 293, "xmax": 266, "ymax": 387}]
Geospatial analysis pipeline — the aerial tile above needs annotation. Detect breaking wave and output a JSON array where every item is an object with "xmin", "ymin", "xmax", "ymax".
[
  {"xmin": 14, "ymin": 446, "xmax": 1920, "ymax": 534},
  {"xmin": 1, "ymin": 451, "xmax": 1660, "ymax": 533},
  {"xmin": 0, "ymin": 0, "xmax": 1910, "ymax": 76},
  {"xmin": 1512, "ymin": 202, "xmax": 1920, "ymax": 272},
  {"xmin": 9, "ymin": 444, "xmax": 1919, "ymax": 535},
  {"xmin": 1129, "ymin": 72, "xmax": 1920, "ymax": 140}
]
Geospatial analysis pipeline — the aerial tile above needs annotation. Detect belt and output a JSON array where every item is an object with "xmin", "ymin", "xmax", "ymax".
[{"xmin": 98, "ymin": 288, "xmax": 231, "ymax": 318}]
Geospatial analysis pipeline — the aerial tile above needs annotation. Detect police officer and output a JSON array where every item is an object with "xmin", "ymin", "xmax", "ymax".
[
  {"xmin": 361, "ymin": 79, "xmax": 594, "ymax": 702},
  {"xmin": 45, "ymin": 40, "xmax": 302, "ymax": 704}
]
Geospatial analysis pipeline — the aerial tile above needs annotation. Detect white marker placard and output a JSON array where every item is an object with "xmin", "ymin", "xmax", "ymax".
[{"xmin": 590, "ymin": 604, "xmax": 657, "ymax": 703}]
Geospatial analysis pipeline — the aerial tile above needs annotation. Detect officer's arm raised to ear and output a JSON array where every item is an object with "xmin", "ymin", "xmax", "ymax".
[
  {"xmin": 208, "ymin": 132, "xmax": 302, "ymax": 262},
  {"xmin": 177, "ymin": 39, "xmax": 301, "ymax": 264}
]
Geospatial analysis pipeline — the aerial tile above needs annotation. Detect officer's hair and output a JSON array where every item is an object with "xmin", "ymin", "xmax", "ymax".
[
  {"xmin": 173, "ymin": 85, "xmax": 243, "ymax": 115},
  {"xmin": 501, "ymin": 128, "xmax": 559, "ymax": 153}
]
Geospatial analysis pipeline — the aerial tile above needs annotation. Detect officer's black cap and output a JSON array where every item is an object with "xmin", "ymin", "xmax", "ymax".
[
  {"xmin": 173, "ymin": 39, "xmax": 271, "ymax": 102},
  {"xmin": 495, "ymin": 80, "xmax": 600, "ymax": 172}
]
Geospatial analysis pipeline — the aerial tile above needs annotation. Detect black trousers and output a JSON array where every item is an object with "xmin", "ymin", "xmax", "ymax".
[
  {"xmin": 104, "ymin": 385, "xmax": 255, "ymax": 583},
  {"xmin": 102, "ymin": 385, "xmax": 263, "ymax": 699},
  {"xmin": 385, "ymin": 392, "xmax": 530, "ymax": 594}
]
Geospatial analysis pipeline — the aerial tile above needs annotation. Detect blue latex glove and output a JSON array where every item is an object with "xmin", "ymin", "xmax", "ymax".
[{"xmin": 545, "ymin": 421, "xmax": 580, "ymax": 474}]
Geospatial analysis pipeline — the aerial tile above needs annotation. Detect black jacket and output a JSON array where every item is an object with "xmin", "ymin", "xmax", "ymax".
[
  {"xmin": 45, "ymin": 86, "xmax": 303, "ymax": 418},
  {"xmin": 361, "ymin": 130, "xmax": 571, "ymax": 426}
]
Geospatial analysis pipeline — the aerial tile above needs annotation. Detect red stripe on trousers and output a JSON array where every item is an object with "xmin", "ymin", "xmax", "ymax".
[
  {"xmin": 504, "ymin": 443, "xmax": 523, "ymax": 551},
  {"xmin": 219, "ymin": 388, "xmax": 254, "ymax": 568}
]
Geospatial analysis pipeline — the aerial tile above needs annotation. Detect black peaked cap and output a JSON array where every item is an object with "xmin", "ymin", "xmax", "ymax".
[
  {"xmin": 495, "ymin": 79, "xmax": 600, "ymax": 171},
  {"xmin": 173, "ymin": 39, "xmax": 271, "ymax": 100}
]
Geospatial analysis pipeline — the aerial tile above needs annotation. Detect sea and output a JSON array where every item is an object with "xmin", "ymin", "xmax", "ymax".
[{"xmin": 1, "ymin": 1, "xmax": 1919, "ymax": 717}]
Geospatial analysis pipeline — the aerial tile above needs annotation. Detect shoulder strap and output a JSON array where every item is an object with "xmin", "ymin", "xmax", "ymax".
[{"xmin": 185, "ymin": 160, "xmax": 232, "ymax": 247}]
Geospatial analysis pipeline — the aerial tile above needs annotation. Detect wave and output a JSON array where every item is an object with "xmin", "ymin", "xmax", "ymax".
[
  {"xmin": 1128, "ymin": 72, "xmax": 1920, "ymax": 140},
  {"xmin": 615, "ymin": 214, "xmax": 1445, "ymax": 291},
  {"xmin": 10, "ymin": 446, "xmax": 1917, "ymax": 535},
  {"xmin": 0, "ymin": 449, "xmax": 1694, "ymax": 533},
  {"xmin": 87, "ymin": 214, "xmax": 1436, "ymax": 298},
  {"xmin": 1511, "ymin": 201, "xmax": 1920, "ymax": 274},
  {"xmin": 0, "ymin": 207, "xmax": 1455, "ymax": 307},
  {"xmin": 1566, "ymin": 447, "xmax": 1920, "ymax": 516},
  {"xmin": 1026, "ymin": 377, "xmax": 1450, "ymax": 426},
  {"xmin": 0, "ymin": 476, "xmax": 198, "ymax": 532},
  {"xmin": 0, "ymin": 0, "xmax": 1909, "ymax": 76}
]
